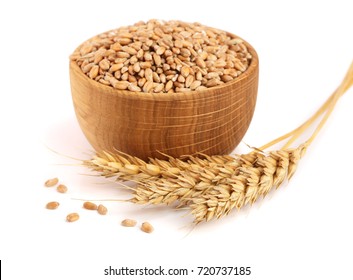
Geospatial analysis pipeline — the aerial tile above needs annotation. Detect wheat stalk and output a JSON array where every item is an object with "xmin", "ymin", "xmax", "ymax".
[{"xmin": 84, "ymin": 61, "xmax": 353, "ymax": 223}]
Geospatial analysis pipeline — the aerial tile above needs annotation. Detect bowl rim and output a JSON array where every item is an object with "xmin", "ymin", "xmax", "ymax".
[{"xmin": 70, "ymin": 32, "xmax": 259, "ymax": 101}]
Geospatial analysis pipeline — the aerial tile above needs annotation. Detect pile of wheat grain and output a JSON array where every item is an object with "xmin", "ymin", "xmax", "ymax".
[{"xmin": 70, "ymin": 19, "xmax": 252, "ymax": 93}]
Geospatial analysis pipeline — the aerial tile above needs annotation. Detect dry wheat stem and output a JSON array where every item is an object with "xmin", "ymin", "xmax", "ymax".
[
  {"xmin": 83, "ymin": 61, "xmax": 353, "ymax": 223},
  {"xmin": 260, "ymin": 61, "xmax": 353, "ymax": 151}
]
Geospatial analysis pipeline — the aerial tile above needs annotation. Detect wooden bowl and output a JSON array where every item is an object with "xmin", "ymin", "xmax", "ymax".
[{"xmin": 70, "ymin": 35, "xmax": 259, "ymax": 160}]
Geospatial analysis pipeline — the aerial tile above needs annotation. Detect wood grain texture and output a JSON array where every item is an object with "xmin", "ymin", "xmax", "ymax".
[{"xmin": 70, "ymin": 38, "xmax": 259, "ymax": 160}]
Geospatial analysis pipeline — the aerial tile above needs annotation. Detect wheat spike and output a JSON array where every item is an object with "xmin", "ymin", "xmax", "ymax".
[{"xmin": 188, "ymin": 145, "xmax": 307, "ymax": 223}]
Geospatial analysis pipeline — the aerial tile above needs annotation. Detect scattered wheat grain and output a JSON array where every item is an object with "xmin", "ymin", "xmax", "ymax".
[
  {"xmin": 97, "ymin": 204, "xmax": 108, "ymax": 215},
  {"xmin": 141, "ymin": 222, "xmax": 154, "ymax": 233},
  {"xmin": 44, "ymin": 177, "xmax": 59, "ymax": 187},
  {"xmin": 56, "ymin": 184, "xmax": 68, "ymax": 193},
  {"xmin": 121, "ymin": 219, "xmax": 137, "ymax": 227},
  {"xmin": 83, "ymin": 201, "xmax": 98, "ymax": 210},
  {"xmin": 66, "ymin": 213, "xmax": 80, "ymax": 222},
  {"xmin": 46, "ymin": 201, "xmax": 60, "ymax": 210}
]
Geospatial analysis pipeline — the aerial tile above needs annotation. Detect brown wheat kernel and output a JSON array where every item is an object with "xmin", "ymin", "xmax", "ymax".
[
  {"xmin": 99, "ymin": 78, "xmax": 110, "ymax": 86},
  {"xmin": 138, "ymin": 77, "xmax": 146, "ymax": 87},
  {"xmin": 221, "ymin": 75, "xmax": 233, "ymax": 83},
  {"xmin": 79, "ymin": 44, "xmax": 93, "ymax": 56},
  {"xmin": 114, "ymin": 80, "xmax": 130, "ymax": 90},
  {"xmin": 99, "ymin": 59, "xmax": 110, "ymax": 70},
  {"xmin": 46, "ymin": 201, "xmax": 59, "ymax": 210},
  {"xmin": 234, "ymin": 61, "xmax": 246, "ymax": 72},
  {"xmin": 156, "ymin": 46, "xmax": 166, "ymax": 55},
  {"xmin": 133, "ymin": 62, "xmax": 141, "ymax": 73},
  {"xmin": 117, "ymin": 37, "xmax": 132, "ymax": 45},
  {"xmin": 141, "ymin": 222, "xmax": 154, "ymax": 233},
  {"xmin": 128, "ymin": 83, "xmax": 142, "ymax": 92},
  {"xmin": 44, "ymin": 177, "xmax": 59, "ymax": 187},
  {"xmin": 206, "ymin": 78, "xmax": 222, "ymax": 87},
  {"xmin": 117, "ymin": 51, "xmax": 130, "ymax": 58},
  {"xmin": 56, "ymin": 184, "xmax": 68, "ymax": 193},
  {"xmin": 89, "ymin": 65, "xmax": 99, "ymax": 79},
  {"xmin": 153, "ymin": 53, "xmax": 162, "ymax": 66},
  {"xmin": 185, "ymin": 75, "xmax": 194, "ymax": 88},
  {"xmin": 140, "ymin": 61, "xmax": 152, "ymax": 69},
  {"xmin": 130, "ymin": 73, "xmax": 138, "ymax": 82},
  {"xmin": 152, "ymin": 72, "xmax": 160, "ymax": 83},
  {"xmin": 180, "ymin": 66, "xmax": 190, "ymax": 77},
  {"xmin": 121, "ymin": 219, "xmax": 137, "ymax": 227},
  {"xmin": 121, "ymin": 66, "xmax": 129, "ymax": 74},
  {"xmin": 122, "ymin": 46, "xmax": 138, "ymax": 55},
  {"xmin": 121, "ymin": 72, "xmax": 129, "ymax": 81},
  {"xmin": 153, "ymin": 83, "xmax": 164, "ymax": 93},
  {"xmin": 142, "ymin": 81, "xmax": 153, "ymax": 92},
  {"xmin": 159, "ymin": 73, "xmax": 167, "ymax": 83},
  {"xmin": 189, "ymin": 80, "xmax": 202, "ymax": 90},
  {"xmin": 82, "ymin": 63, "xmax": 94, "ymax": 74},
  {"xmin": 66, "ymin": 213, "xmax": 79, "ymax": 222},
  {"xmin": 143, "ymin": 52, "xmax": 153, "ymax": 61},
  {"xmin": 136, "ymin": 49, "xmax": 144, "ymax": 59},
  {"xmin": 83, "ymin": 201, "xmax": 98, "ymax": 210},
  {"xmin": 144, "ymin": 68, "xmax": 153, "ymax": 82},
  {"xmin": 97, "ymin": 204, "xmax": 108, "ymax": 215},
  {"xmin": 110, "ymin": 63, "xmax": 124, "ymax": 72}
]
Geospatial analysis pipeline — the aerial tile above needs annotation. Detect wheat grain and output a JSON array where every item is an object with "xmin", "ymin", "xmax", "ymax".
[
  {"xmin": 141, "ymin": 222, "xmax": 154, "ymax": 233},
  {"xmin": 66, "ymin": 213, "xmax": 79, "ymax": 222},
  {"xmin": 56, "ymin": 184, "xmax": 68, "ymax": 193},
  {"xmin": 44, "ymin": 177, "xmax": 59, "ymax": 187},
  {"xmin": 121, "ymin": 219, "xmax": 137, "ymax": 227},
  {"xmin": 46, "ymin": 201, "xmax": 59, "ymax": 210},
  {"xmin": 97, "ymin": 204, "xmax": 108, "ymax": 215},
  {"xmin": 83, "ymin": 201, "xmax": 98, "ymax": 210}
]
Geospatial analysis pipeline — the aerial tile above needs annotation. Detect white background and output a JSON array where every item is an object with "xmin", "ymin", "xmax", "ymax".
[{"xmin": 0, "ymin": 0, "xmax": 352, "ymax": 279}]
